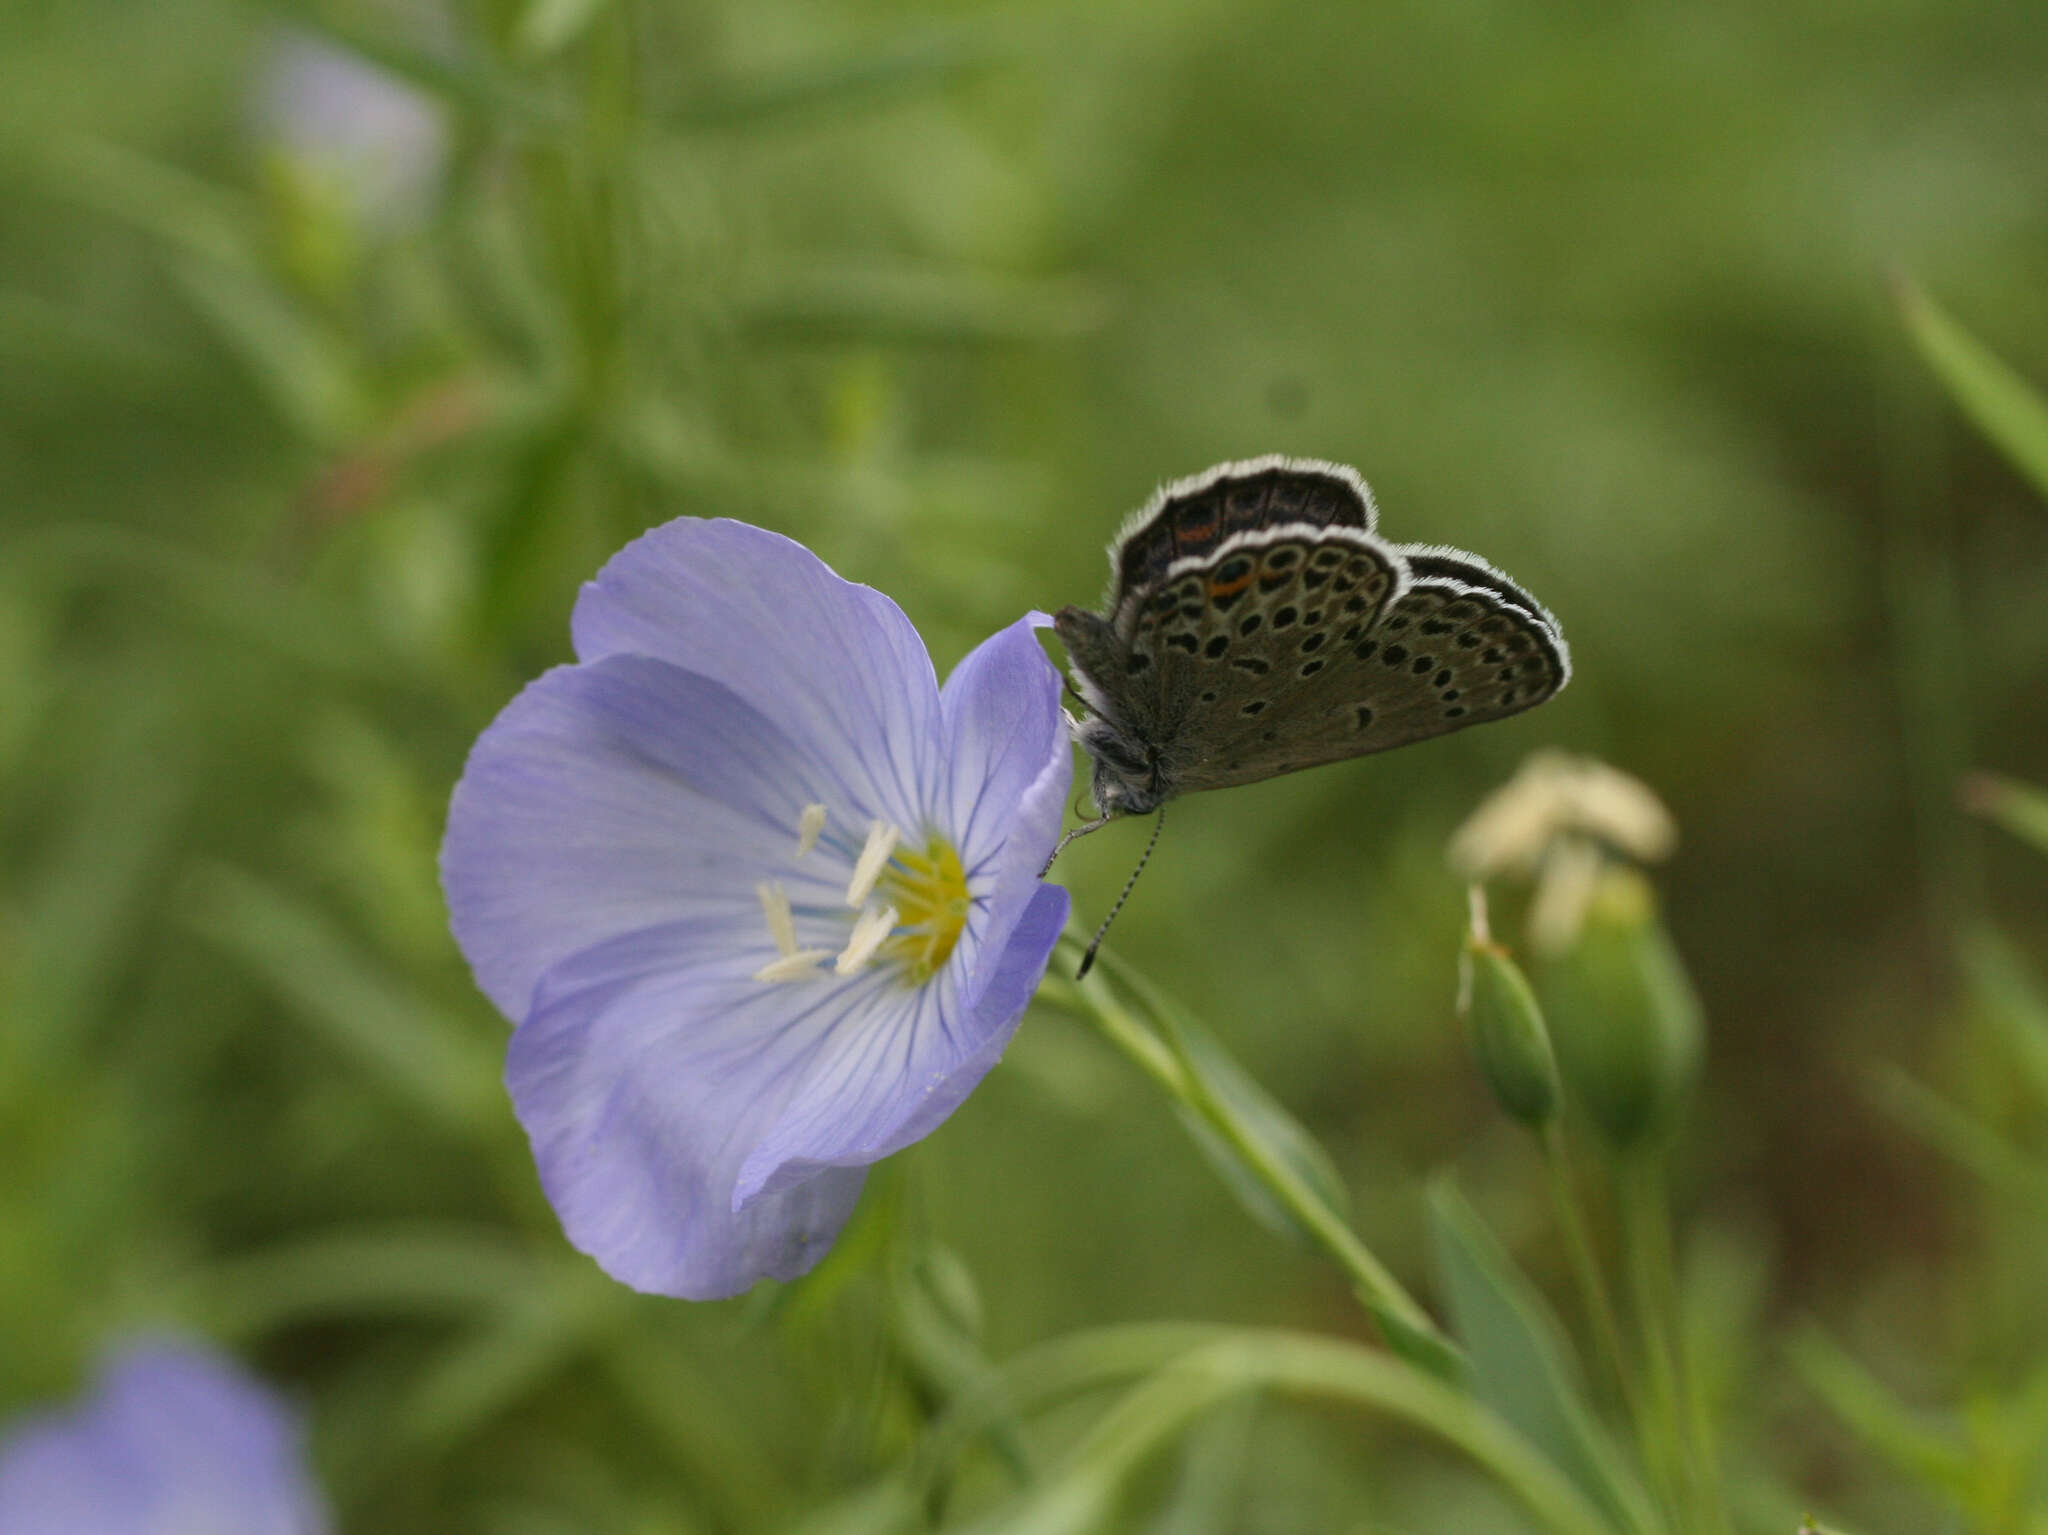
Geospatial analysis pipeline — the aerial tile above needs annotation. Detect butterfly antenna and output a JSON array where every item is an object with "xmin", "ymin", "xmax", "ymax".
[{"xmin": 1075, "ymin": 805, "xmax": 1164, "ymax": 980}]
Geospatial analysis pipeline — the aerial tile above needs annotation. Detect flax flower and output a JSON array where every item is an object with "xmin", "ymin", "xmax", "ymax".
[
  {"xmin": 442, "ymin": 520, "xmax": 1071, "ymax": 1298},
  {"xmin": 1449, "ymin": 750, "xmax": 1676, "ymax": 953},
  {"xmin": 0, "ymin": 1339, "xmax": 329, "ymax": 1534}
]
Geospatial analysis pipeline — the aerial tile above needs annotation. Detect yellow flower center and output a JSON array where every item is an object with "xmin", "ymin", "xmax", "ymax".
[
  {"xmin": 877, "ymin": 835, "xmax": 971, "ymax": 985},
  {"xmin": 751, "ymin": 810, "xmax": 973, "ymax": 988}
]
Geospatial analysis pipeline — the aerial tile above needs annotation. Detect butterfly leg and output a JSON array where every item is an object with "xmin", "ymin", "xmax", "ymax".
[{"xmin": 1040, "ymin": 814, "xmax": 1112, "ymax": 876}]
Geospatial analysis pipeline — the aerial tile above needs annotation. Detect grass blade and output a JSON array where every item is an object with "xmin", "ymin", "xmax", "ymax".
[
  {"xmin": 1429, "ymin": 1183, "xmax": 1664, "ymax": 1535},
  {"xmin": 183, "ymin": 862, "xmax": 501, "ymax": 1134},
  {"xmin": 1961, "ymin": 771, "xmax": 2048, "ymax": 859},
  {"xmin": 1896, "ymin": 276, "xmax": 2048, "ymax": 503}
]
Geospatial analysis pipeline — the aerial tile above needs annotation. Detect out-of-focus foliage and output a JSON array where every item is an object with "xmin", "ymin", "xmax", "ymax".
[
  {"xmin": 2, "ymin": 0, "xmax": 2047, "ymax": 1529},
  {"xmin": 1796, "ymin": 305, "xmax": 2048, "ymax": 1535}
]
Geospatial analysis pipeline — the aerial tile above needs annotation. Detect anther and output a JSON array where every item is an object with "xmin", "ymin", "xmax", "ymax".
[
  {"xmin": 756, "ymin": 880, "xmax": 798, "ymax": 956},
  {"xmin": 845, "ymin": 820, "xmax": 901, "ymax": 907},
  {"xmin": 796, "ymin": 803, "xmax": 827, "ymax": 859},
  {"xmin": 754, "ymin": 949, "xmax": 834, "ymax": 984},
  {"xmin": 835, "ymin": 904, "xmax": 900, "ymax": 975}
]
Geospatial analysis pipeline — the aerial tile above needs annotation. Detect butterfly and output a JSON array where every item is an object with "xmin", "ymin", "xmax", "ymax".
[{"xmin": 1054, "ymin": 456, "xmax": 1571, "ymax": 824}]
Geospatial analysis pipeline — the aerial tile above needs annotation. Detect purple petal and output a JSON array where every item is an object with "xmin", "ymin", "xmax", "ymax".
[
  {"xmin": 736, "ymin": 882, "xmax": 1071, "ymax": 1204},
  {"xmin": 934, "ymin": 612, "xmax": 1070, "ymax": 867},
  {"xmin": 443, "ymin": 653, "xmax": 864, "ymax": 1022},
  {"xmin": 507, "ymin": 926, "xmax": 874, "ymax": 1298},
  {"xmin": 934, "ymin": 612, "xmax": 1075, "ymax": 1012},
  {"xmin": 448, "ymin": 516, "xmax": 1079, "ymax": 1299},
  {"xmin": 728, "ymin": 619, "xmax": 1071, "ymax": 1204},
  {"xmin": 571, "ymin": 519, "xmax": 939, "ymax": 834},
  {"xmin": 0, "ymin": 1339, "xmax": 329, "ymax": 1535}
]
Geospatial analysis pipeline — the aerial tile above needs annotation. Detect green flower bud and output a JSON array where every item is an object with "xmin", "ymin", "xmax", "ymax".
[
  {"xmin": 1459, "ymin": 933, "xmax": 1561, "ymax": 1130},
  {"xmin": 1539, "ymin": 868, "xmax": 1703, "ymax": 1150}
]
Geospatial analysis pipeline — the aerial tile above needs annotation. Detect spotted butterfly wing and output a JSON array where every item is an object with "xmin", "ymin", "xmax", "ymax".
[
  {"xmin": 1098, "ymin": 456, "xmax": 1380, "ymax": 629},
  {"xmin": 1170, "ymin": 541, "xmax": 1568, "ymax": 791},
  {"xmin": 1056, "ymin": 457, "xmax": 1570, "ymax": 816}
]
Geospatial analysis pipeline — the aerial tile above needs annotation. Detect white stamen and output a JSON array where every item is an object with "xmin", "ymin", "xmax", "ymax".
[
  {"xmin": 756, "ymin": 880, "xmax": 799, "ymax": 957},
  {"xmin": 796, "ymin": 802, "xmax": 828, "ymax": 858},
  {"xmin": 835, "ymin": 904, "xmax": 900, "ymax": 975},
  {"xmin": 845, "ymin": 819, "xmax": 901, "ymax": 907},
  {"xmin": 754, "ymin": 949, "xmax": 834, "ymax": 984}
]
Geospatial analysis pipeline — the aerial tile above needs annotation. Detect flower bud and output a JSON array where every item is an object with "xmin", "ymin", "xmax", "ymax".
[
  {"xmin": 1538, "ymin": 868, "xmax": 1703, "ymax": 1150},
  {"xmin": 1459, "ymin": 932, "xmax": 1561, "ymax": 1130}
]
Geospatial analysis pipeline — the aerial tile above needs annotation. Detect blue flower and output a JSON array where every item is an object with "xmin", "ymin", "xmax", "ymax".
[
  {"xmin": 442, "ymin": 519, "xmax": 1072, "ymax": 1299},
  {"xmin": 0, "ymin": 1339, "xmax": 330, "ymax": 1535}
]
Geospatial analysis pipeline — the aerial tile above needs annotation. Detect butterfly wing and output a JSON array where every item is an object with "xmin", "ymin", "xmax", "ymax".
[
  {"xmin": 1059, "ymin": 458, "xmax": 1388, "ymax": 761},
  {"xmin": 1103, "ymin": 456, "xmax": 1378, "ymax": 629},
  {"xmin": 1059, "ymin": 457, "xmax": 1570, "ymax": 809},
  {"xmin": 1100, "ymin": 523, "xmax": 1408, "ymax": 790},
  {"xmin": 1167, "ymin": 541, "xmax": 1570, "ymax": 794}
]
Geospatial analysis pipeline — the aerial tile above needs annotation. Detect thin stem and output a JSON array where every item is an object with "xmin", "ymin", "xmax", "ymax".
[
  {"xmin": 947, "ymin": 1330, "xmax": 1616, "ymax": 1535},
  {"xmin": 1618, "ymin": 1155, "xmax": 1734, "ymax": 1535},
  {"xmin": 1540, "ymin": 1126, "xmax": 1639, "ymax": 1423},
  {"xmin": 1636, "ymin": 1158, "xmax": 1735, "ymax": 1535},
  {"xmin": 1039, "ymin": 937, "xmax": 1463, "ymax": 1381},
  {"xmin": 1618, "ymin": 1157, "xmax": 1689, "ymax": 1533}
]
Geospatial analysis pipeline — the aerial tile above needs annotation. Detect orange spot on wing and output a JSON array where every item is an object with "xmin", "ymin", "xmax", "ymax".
[{"xmin": 1207, "ymin": 569, "xmax": 1257, "ymax": 599}]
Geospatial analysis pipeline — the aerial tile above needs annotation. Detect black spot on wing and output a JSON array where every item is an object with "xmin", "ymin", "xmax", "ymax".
[{"xmin": 1111, "ymin": 463, "xmax": 1373, "ymax": 595}]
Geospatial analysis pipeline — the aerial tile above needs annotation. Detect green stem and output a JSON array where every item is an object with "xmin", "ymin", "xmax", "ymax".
[
  {"xmin": 1039, "ymin": 936, "xmax": 1463, "ymax": 1381},
  {"xmin": 1641, "ymin": 1161, "xmax": 1734, "ymax": 1535},
  {"xmin": 1618, "ymin": 1156, "xmax": 1733, "ymax": 1535},
  {"xmin": 1541, "ymin": 1126, "xmax": 1639, "ymax": 1425},
  {"xmin": 1618, "ymin": 1157, "xmax": 1688, "ymax": 1532},
  {"xmin": 951, "ymin": 1330, "xmax": 1614, "ymax": 1535}
]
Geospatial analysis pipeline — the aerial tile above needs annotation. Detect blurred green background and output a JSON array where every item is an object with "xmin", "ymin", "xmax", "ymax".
[{"xmin": 4, "ymin": 0, "xmax": 2048, "ymax": 1529}]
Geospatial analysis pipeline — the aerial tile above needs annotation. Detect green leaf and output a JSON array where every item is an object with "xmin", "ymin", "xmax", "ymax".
[
  {"xmin": 890, "ymin": 1245, "xmax": 1031, "ymax": 1481},
  {"xmin": 6, "ymin": 130, "xmax": 262, "ymax": 272},
  {"xmin": 784, "ymin": 1479, "xmax": 925, "ymax": 1535},
  {"xmin": 1959, "ymin": 926, "xmax": 2048, "ymax": 1104},
  {"xmin": 1961, "ymin": 772, "xmax": 2048, "ymax": 858},
  {"xmin": 1139, "ymin": 1396, "xmax": 1258, "ymax": 1535},
  {"xmin": 168, "ymin": 256, "xmax": 364, "ymax": 442},
  {"xmin": 1896, "ymin": 277, "xmax": 2048, "ymax": 504},
  {"xmin": 1166, "ymin": 1012, "xmax": 1354, "ymax": 1244},
  {"xmin": 949, "ymin": 1330, "xmax": 1618, "ymax": 1535},
  {"xmin": 1428, "ymin": 1183, "xmax": 1661, "ymax": 1535},
  {"xmin": 914, "ymin": 1323, "xmax": 1232, "ymax": 1498},
  {"xmin": 595, "ymin": 1327, "xmax": 794, "ymax": 1531},
  {"xmin": 183, "ymin": 863, "xmax": 501, "ymax": 1133},
  {"xmin": 1066, "ymin": 945, "xmax": 1459, "ymax": 1380},
  {"xmin": 10, "ymin": 675, "xmax": 194, "ymax": 1052},
  {"xmin": 664, "ymin": 33, "xmax": 1006, "ymax": 128},
  {"xmin": 0, "ymin": 135, "xmax": 360, "ymax": 438},
  {"xmin": 1079, "ymin": 952, "xmax": 1352, "ymax": 1232},
  {"xmin": 1864, "ymin": 1066, "xmax": 2048, "ymax": 1214},
  {"xmin": 514, "ymin": 0, "xmax": 615, "ymax": 60},
  {"xmin": 389, "ymin": 1295, "xmax": 594, "ymax": 1450},
  {"xmin": 1043, "ymin": 954, "xmax": 1349, "ymax": 1248},
  {"xmin": 11, "ymin": 524, "xmax": 395, "ymax": 677},
  {"xmin": 195, "ymin": 1223, "xmax": 554, "ymax": 1338},
  {"xmin": 1789, "ymin": 1328, "xmax": 1975, "ymax": 1502},
  {"xmin": 0, "ymin": 289, "xmax": 183, "ymax": 397},
  {"xmin": 739, "ymin": 265, "xmax": 1110, "ymax": 347}
]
